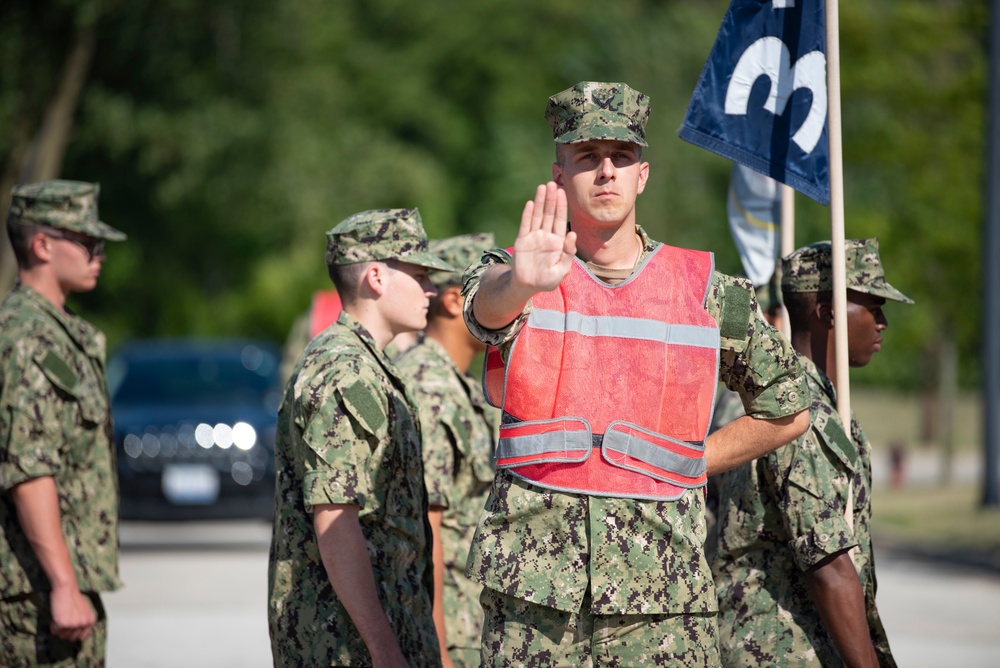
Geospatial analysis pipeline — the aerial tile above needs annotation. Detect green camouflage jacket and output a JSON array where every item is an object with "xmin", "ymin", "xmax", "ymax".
[
  {"xmin": 267, "ymin": 312, "xmax": 439, "ymax": 667},
  {"xmin": 460, "ymin": 227, "xmax": 809, "ymax": 616},
  {"xmin": 713, "ymin": 355, "xmax": 895, "ymax": 667},
  {"xmin": 396, "ymin": 336, "xmax": 498, "ymax": 656},
  {"xmin": 0, "ymin": 284, "xmax": 121, "ymax": 598}
]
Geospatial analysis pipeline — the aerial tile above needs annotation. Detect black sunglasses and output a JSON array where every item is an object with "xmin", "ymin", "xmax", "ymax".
[{"xmin": 43, "ymin": 228, "xmax": 106, "ymax": 261}]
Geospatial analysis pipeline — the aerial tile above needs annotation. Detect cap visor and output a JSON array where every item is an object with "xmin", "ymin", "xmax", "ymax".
[
  {"xmin": 880, "ymin": 284, "xmax": 914, "ymax": 304},
  {"xmin": 95, "ymin": 220, "xmax": 127, "ymax": 241},
  {"xmin": 859, "ymin": 282, "xmax": 914, "ymax": 305},
  {"xmin": 403, "ymin": 251, "xmax": 454, "ymax": 272}
]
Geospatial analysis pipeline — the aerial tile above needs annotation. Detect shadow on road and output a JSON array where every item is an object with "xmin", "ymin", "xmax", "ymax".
[
  {"xmin": 877, "ymin": 535, "xmax": 1000, "ymax": 578},
  {"xmin": 119, "ymin": 519, "xmax": 272, "ymax": 553}
]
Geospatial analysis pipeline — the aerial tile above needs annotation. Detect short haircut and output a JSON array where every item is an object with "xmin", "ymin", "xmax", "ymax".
[
  {"xmin": 326, "ymin": 262, "xmax": 369, "ymax": 305},
  {"xmin": 427, "ymin": 282, "xmax": 461, "ymax": 320},
  {"xmin": 6, "ymin": 222, "xmax": 41, "ymax": 267},
  {"xmin": 782, "ymin": 289, "xmax": 831, "ymax": 333}
]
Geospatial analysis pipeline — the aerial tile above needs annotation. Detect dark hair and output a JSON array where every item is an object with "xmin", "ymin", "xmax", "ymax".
[
  {"xmin": 782, "ymin": 289, "xmax": 831, "ymax": 333},
  {"xmin": 326, "ymin": 262, "xmax": 368, "ymax": 304},
  {"xmin": 427, "ymin": 283, "xmax": 461, "ymax": 320},
  {"xmin": 6, "ymin": 222, "xmax": 41, "ymax": 267}
]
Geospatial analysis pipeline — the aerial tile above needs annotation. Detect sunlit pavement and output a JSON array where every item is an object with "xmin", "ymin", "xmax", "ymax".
[
  {"xmin": 106, "ymin": 521, "xmax": 272, "ymax": 668},
  {"xmin": 876, "ymin": 547, "xmax": 1000, "ymax": 668},
  {"xmin": 104, "ymin": 520, "xmax": 1000, "ymax": 668}
]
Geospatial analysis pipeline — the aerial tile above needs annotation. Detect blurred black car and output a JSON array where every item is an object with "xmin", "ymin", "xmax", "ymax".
[{"xmin": 108, "ymin": 339, "xmax": 282, "ymax": 520}]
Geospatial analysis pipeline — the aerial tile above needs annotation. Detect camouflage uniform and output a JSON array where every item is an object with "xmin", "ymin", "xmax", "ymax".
[
  {"xmin": 462, "ymin": 224, "xmax": 809, "ymax": 665},
  {"xmin": 0, "ymin": 181, "xmax": 125, "ymax": 667},
  {"xmin": 267, "ymin": 209, "xmax": 451, "ymax": 668},
  {"xmin": 396, "ymin": 336, "xmax": 498, "ymax": 667},
  {"xmin": 713, "ymin": 239, "xmax": 909, "ymax": 667},
  {"xmin": 703, "ymin": 388, "xmax": 745, "ymax": 564},
  {"xmin": 705, "ymin": 279, "xmax": 782, "ymax": 563},
  {"xmin": 395, "ymin": 232, "xmax": 500, "ymax": 667}
]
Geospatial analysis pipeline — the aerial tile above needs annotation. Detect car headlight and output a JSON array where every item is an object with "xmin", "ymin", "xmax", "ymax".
[{"xmin": 232, "ymin": 422, "xmax": 257, "ymax": 451}]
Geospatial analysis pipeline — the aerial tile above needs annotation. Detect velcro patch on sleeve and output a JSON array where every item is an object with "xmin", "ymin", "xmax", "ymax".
[
  {"xmin": 720, "ymin": 283, "xmax": 752, "ymax": 340},
  {"xmin": 37, "ymin": 350, "xmax": 78, "ymax": 394},
  {"xmin": 340, "ymin": 380, "xmax": 386, "ymax": 436},
  {"xmin": 822, "ymin": 416, "xmax": 858, "ymax": 467}
]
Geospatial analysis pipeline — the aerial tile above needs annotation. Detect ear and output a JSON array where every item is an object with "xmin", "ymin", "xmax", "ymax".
[
  {"xmin": 31, "ymin": 231, "xmax": 53, "ymax": 263},
  {"xmin": 636, "ymin": 160, "xmax": 650, "ymax": 195},
  {"xmin": 816, "ymin": 301, "xmax": 834, "ymax": 328},
  {"xmin": 552, "ymin": 161, "xmax": 564, "ymax": 187},
  {"xmin": 440, "ymin": 285, "xmax": 464, "ymax": 318},
  {"xmin": 362, "ymin": 262, "xmax": 388, "ymax": 297}
]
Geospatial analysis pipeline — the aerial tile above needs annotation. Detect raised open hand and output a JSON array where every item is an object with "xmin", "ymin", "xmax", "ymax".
[{"xmin": 511, "ymin": 182, "xmax": 577, "ymax": 293}]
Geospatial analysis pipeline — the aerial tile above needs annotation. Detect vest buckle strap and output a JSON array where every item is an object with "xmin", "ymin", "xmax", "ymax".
[
  {"xmin": 601, "ymin": 421, "xmax": 708, "ymax": 487},
  {"xmin": 495, "ymin": 417, "xmax": 592, "ymax": 467}
]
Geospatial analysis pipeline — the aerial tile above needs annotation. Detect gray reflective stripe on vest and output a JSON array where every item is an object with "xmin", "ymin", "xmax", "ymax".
[
  {"xmin": 528, "ymin": 309, "xmax": 720, "ymax": 348},
  {"xmin": 498, "ymin": 421, "xmax": 705, "ymax": 478},
  {"xmin": 602, "ymin": 426, "xmax": 706, "ymax": 478},
  {"xmin": 496, "ymin": 423, "xmax": 592, "ymax": 463}
]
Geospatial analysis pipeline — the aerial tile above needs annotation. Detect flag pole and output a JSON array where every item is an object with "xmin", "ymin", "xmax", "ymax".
[
  {"xmin": 825, "ymin": 0, "xmax": 851, "ymax": 423},
  {"xmin": 982, "ymin": 0, "xmax": 1000, "ymax": 507},
  {"xmin": 779, "ymin": 184, "xmax": 796, "ymax": 340}
]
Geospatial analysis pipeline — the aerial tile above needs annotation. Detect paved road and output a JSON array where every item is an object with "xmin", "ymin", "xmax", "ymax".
[
  {"xmin": 106, "ymin": 521, "xmax": 273, "ymax": 668},
  {"xmin": 105, "ymin": 520, "xmax": 1000, "ymax": 667}
]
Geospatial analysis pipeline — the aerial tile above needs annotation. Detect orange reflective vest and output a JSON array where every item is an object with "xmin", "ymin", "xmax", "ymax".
[
  {"xmin": 309, "ymin": 290, "xmax": 342, "ymax": 338},
  {"xmin": 484, "ymin": 244, "xmax": 720, "ymax": 501}
]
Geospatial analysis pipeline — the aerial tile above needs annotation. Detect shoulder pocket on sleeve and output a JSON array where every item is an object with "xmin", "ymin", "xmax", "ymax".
[
  {"xmin": 339, "ymin": 380, "xmax": 387, "ymax": 438},
  {"xmin": 819, "ymin": 413, "xmax": 858, "ymax": 469},
  {"xmin": 36, "ymin": 350, "xmax": 78, "ymax": 394}
]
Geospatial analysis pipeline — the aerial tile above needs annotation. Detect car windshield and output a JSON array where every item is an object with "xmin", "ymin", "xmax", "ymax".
[{"xmin": 109, "ymin": 344, "xmax": 278, "ymax": 408}]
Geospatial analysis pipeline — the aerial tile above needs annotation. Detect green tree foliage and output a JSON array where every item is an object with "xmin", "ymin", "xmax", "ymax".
[{"xmin": 0, "ymin": 0, "xmax": 988, "ymax": 388}]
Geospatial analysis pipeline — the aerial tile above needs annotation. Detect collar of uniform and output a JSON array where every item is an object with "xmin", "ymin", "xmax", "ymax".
[
  {"xmin": 416, "ymin": 335, "xmax": 458, "ymax": 374},
  {"xmin": 13, "ymin": 283, "xmax": 105, "ymax": 359},
  {"xmin": 335, "ymin": 309, "xmax": 382, "ymax": 359},
  {"xmin": 336, "ymin": 309, "xmax": 416, "ymax": 399}
]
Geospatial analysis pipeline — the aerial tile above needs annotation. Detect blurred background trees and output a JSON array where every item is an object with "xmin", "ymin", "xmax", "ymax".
[{"xmin": 0, "ymin": 0, "xmax": 988, "ymax": 392}]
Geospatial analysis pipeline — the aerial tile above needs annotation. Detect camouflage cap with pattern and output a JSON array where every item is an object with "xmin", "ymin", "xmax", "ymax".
[
  {"xmin": 427, "ymin": 232, "xmax": 496, "ymax": 288},
  {"xmin": 7, "ymin": 180, "xmax": 126, "ymax": 241},
  {"xmin": 325, "ymin": 208, "xmax": 454, "ymax": 271},
  {"xmin": 782, "ymin": 238, "xmax": 913, "ymax": 304},
  {"xmin": 545, "ymin": 81, "xmax": 651, "ymax": 147}
]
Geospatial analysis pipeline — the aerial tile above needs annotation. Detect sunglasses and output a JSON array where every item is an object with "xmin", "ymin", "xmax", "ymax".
[{"xmin": 43, "ymin": 228, "xmax": 106, "ymax": 261}]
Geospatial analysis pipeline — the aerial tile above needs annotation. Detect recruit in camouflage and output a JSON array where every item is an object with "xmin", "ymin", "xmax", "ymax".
[
  {"xmin": 396, "ymin": 335, "xmax": 498, "ymax": 667},
  {"xmin": 713, "ymin": 356, "xmax": 896, "ymax": 667},
  {"xmin": 267, "ymin": 310, "xmax": 440, "ymax": 667},
  {"xmin": 712, "ymin": 238, "xmax": 906, "ymax": 667},
  {"xmin": 461, "ymin": 224, "xmax": 810, "ymax": 663},
  {"xmin": 0, "ymin": 284, "xmax": 122, "ymax": 663}
]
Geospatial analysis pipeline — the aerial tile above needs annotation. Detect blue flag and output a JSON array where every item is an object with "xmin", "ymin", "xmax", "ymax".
[{"xmin": 679, "ymin": 0, "xmax": 829, "ymax": 205}]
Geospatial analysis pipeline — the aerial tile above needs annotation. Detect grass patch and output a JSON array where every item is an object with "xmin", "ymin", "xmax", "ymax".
[{"xmin": 873, "ymin": 483, "xmax": 1000, "ymax": 560}]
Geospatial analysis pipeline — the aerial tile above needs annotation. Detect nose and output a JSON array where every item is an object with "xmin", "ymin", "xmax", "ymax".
[
  {"xmin": 598, "ymin": 157, "xmax": 615, "ymax": 181},
  {"xmin": 422, "ymin": 276, "xmax": 437, "ymax": 296},
  {"xmin": 875, "ymin": 309, "xmax": 888, "ymax": 330}
]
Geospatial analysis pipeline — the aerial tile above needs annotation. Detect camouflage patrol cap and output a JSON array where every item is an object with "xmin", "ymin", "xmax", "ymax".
[
  {"xmin": 325, "ymin": 208, "xmax": 454, "ymax": 271},
  {"xmin": 7, "ymin": 180, "xmax": 126, "ymax": 241},
  {"xmin": 782, "ymin": 238, "xmax": 914, "ymax": 304},
  {"xmin": 427, "ymin": 232, "xmax": 496, "ymax": 288},
  {"xmin": 545, "ymin": 81, "xmax": 651, "ymax": 146}
]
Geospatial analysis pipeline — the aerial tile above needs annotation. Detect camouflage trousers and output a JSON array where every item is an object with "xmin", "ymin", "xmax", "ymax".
[
  {"xmin": 479, "ymin": 588, "xmax": 720, "ymax": 668},
  {"xmin": 0, "ymin": 591, "xmax": 107, "ymax": 667}
]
